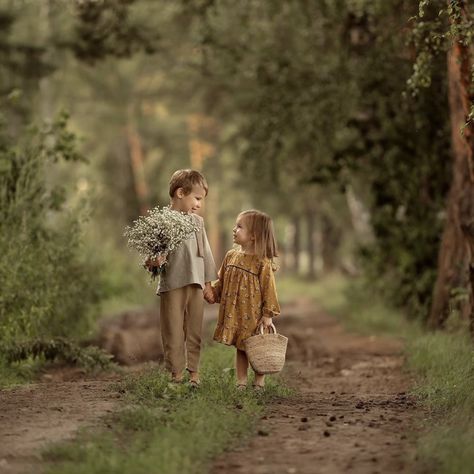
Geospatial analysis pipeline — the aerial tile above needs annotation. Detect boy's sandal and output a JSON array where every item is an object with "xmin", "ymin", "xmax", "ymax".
[
  {"xmin": 236, "ymin": 383, "xmax": 247, "ymax": 391},
  {"xmin": 252, "ymin": 383, "xmax": 265, "ymax": 392},
  {"xmin": 188, "ymin": 379, "xmax": 201, "ymax": 389}
]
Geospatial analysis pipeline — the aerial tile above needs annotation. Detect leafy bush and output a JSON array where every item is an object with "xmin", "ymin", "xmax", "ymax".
[
  {"xmin": 1, "ymin": 337, "xmax": 114, "ymax": 372},
  {"xmin": 0, "ymin": 114, "xmax": 102, "ymax": 343}
]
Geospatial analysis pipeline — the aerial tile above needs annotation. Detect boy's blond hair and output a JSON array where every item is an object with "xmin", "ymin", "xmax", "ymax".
[
  {"xmin": 169, "ymin": 169, "xmax": 209, "ymax": 197},
  {"xmin": 239, "ymin": 210, "xmax": 278, "ymax": 261}
]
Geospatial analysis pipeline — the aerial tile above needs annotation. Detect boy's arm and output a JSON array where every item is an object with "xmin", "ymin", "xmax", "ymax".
[{"xmin": 201, "ymin": 222, "xmax": 218, "ymax": 282}]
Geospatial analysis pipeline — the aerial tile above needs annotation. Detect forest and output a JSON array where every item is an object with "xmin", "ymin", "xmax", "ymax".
[{"xmin": 1, "ymin": 1, "xmax": 473, "ymax": 473}]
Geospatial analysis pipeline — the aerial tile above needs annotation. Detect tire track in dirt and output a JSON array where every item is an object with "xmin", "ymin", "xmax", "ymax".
[
  {"xmin": 0, "ymin": 370, "xmax": 122, "ymax": 474},
  {"xmin": 213, "ymin": 299, "xmax": 420, "ymax": 474}
]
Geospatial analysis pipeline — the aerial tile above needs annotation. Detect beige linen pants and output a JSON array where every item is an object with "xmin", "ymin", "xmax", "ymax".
[{"xmin": 160, "ymin": 284, "xmax": 204, "ymax": 375}]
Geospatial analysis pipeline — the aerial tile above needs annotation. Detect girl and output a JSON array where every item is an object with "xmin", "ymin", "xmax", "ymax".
[{"xmin": 207, "ymin": 210, "xmax": 280, "ymax": 390}]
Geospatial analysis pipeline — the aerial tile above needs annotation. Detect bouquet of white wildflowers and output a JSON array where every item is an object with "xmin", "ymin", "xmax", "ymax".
[{"xmin": 124, "ymin": 206, "xmax": 198, "ymax": 279}]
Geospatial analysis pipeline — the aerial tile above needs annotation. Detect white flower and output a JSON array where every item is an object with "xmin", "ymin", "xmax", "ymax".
[{"xmin": 124, "ymin": 207, "xmax": 198, "ymax": 269}]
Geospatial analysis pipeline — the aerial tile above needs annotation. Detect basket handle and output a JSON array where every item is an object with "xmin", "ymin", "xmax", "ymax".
[{"xmin": 259, "ymin": 322, "xmax": 277, "ymax": 335}]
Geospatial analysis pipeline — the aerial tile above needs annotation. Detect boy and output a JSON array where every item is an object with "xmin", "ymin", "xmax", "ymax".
[{"xmin": 147, "ymin": 169, "xmax": 217, "ymax": 386}]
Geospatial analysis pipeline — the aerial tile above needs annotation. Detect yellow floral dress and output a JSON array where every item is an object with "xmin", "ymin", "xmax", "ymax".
[{"xmin": 213, "ymin": 249, "xmax": 280, "ymax": 351}]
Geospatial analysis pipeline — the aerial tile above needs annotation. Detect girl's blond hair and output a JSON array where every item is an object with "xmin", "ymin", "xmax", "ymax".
[{"xmin": 239, "ymin": 210, "xmax": 278, "ymax": 262}]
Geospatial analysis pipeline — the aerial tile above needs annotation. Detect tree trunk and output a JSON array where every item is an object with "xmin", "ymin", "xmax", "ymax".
[
  {"xmin": 125, "ymin": 124, "xmax": 150, "ymax": 216},
  {"xmin": 292, "ymin": 215, "xmax": 301, "ymax": 274},
  {"xmin": 39, "ymin": 0, "xmax": 53, "ymax": 123},
  {"xmin": 306, "ymin": 210, "xmax": 316, "ymax": 279},
  {"xmin": 206, "ymin": 184, "xmax": 222, "ymax": 264},
  {"xmin": 428, "ymin": 3, "xmax": 474, "ymax": 329},
  {"xmin": 345, "ymin": 184, "xmax": 373, "ymax": 244},
  {"xmin": 321, "ymin": 214, "xmax": 340, "ymax": 272}
]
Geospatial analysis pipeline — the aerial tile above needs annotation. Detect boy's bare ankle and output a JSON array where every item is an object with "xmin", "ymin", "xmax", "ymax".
[
  {"xmin": 171, "ymin": 372, "xmax": 184, "ymax": 383},
  {"xmin": 188, "ymin": 370, "xmax": 200, "ymax": 382}
]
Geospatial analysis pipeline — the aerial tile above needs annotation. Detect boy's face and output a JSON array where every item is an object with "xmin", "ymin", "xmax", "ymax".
[{"xmin": 175, "ymin": 184, "xmax": 205, "ymax": 213}]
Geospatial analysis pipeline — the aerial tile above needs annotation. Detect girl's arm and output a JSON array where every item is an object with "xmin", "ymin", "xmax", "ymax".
[
  {"xmin": 259, "ymin": 259, "xmax": 281, "ymax": 325},
  {"xmin": 212, "ymin": 251, "xmax": 230, "ymax": 303}
]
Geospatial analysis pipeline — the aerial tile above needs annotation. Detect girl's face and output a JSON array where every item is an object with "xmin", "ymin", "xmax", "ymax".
[{"xmin": 233, "ymin": 215, "xmax": 254, "ymax": 249}]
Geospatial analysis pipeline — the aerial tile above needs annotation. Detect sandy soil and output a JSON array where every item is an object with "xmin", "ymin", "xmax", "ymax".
[{"xmin": 213, "ymin": 298, "xmax": 420, "ymax": 474}]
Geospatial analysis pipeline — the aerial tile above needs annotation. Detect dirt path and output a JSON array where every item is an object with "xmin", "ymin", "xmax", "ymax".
[
  {"xmin": 213, "ymin": 299, "xmax": 420, "ymax": 474},
  {"xmin": 0, "ymin": 301, "xmax": 420, "ymax": 474},
  {"xmin": 0, "ymin": 369, "xmax": 122, "ymax": 474}
]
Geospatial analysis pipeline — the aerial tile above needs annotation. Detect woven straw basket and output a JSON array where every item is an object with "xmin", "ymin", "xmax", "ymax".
[{"xmin": 244, "ymin": 323, "xmax": 288, "ymax": 375}]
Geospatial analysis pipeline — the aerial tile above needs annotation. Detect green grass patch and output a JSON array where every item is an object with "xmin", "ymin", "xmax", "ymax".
[
  {"xmin": 407, "ymin": 331, "xmax": 474, "ymax": 414},
  {"xmin": 43, "ymin": 343, "xmax": 291, "ymax": 474},
  {"xmin": 407, "ymin": 331, "xmax": 474, "ymax": 474}
]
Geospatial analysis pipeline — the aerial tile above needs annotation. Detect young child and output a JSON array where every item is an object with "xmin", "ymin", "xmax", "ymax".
[
  {"xmin": 147, "ymin": 169, "xmax": 217, "ymax": 386},
  {"xmin": 206, "ymin": 210, "xmax": 280, "ymax": 390}
]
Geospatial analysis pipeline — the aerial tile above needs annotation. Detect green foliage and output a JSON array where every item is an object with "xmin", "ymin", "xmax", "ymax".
[
  {"xmin": 0, "ymin": 115, "xmax": 102, "ymax": 344},
  {"xmin": 73, "ymin": 0, "xmax": 160, "ymax": 63},
  {"xmin": 196, "ymin": 0, "xmax": 452, "ymax": 319},
  {"xmin": 1, "ymin": 338, "xmax": 114, "ymax": 372},
  {"xmin": 43, "ymin": 344, "xmax": 290, "ymax": 474},
  {"xmin": 332, "ymin": 3, "xmax": 451, "ymax": 319},
  {"xmin": 409, "ymin": 0, "xmax": 474, "ymax": 94},
  {"xmin": 0, "ymin": 352, "xmax": 43, "ymax": 388}
]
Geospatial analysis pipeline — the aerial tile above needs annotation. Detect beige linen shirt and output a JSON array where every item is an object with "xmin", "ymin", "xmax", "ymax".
[{"xmin": 157, "ymin": 214, "xmax": 217, "ymax": 294}]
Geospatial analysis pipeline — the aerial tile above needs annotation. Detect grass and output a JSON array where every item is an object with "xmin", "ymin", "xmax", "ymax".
[
  {"xmin": 407, "ymin": 331, "xmax": 474, "ymax": 474},
  {"xmin": 279, "ymin": 273, "xmax": 474, "ymax": 474},
  {"xmin": 42, "ymin": 343, "xmax": 291, "ymax": 474}
]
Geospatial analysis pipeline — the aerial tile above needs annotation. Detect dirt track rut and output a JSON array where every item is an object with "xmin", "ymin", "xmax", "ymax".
[{"xmin": 213, "ymin": 299, "xmax": 419, "ymax": 474}]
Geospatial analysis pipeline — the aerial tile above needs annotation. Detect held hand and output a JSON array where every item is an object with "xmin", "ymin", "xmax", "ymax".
[
  {"xmin": 260, "ymin": 316, "xmax": 272, "ymax": 328},
  {"xmin": 203, "ymin": 287, "xmax": 215, "ymax": 304},
  {"xmin": 204, "ymin": 293, "xmax": 215, "ymax": 304},
  {"xmin": 146, "ymin": 254, "xmax": 167, "ymax": 269}
]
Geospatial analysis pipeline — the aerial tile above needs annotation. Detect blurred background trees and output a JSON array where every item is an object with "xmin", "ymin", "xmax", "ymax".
[{"xmin": 0, "ymin": 0, "xmax": 472, "ymax": 343}]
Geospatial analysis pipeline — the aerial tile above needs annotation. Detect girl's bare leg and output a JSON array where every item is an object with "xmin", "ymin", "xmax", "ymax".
[
  {"xmin": 254, "ymin": 372, "xmax": 265, "ymax": 388},
  {"xmin": 236, "ymin": 349, "xmax": 249, "ymax": 386}
]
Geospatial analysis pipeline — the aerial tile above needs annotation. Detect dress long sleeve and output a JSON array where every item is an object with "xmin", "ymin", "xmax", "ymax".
[
  {"xmin": 259, "ymin": 259, "xmax": 280, "ymax": 318},
  {"xmin": 212, "ymin": 250, "xmax": 230, "ymax": 303}
]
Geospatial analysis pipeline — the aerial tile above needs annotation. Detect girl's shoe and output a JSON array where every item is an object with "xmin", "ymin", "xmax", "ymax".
[
  {"xmin": 236, "ymin": 383, "xmax": 247, "ymax": 391},
  {"xmin": 252, "ymin": 383, "xmax": 265, "ymax": 392},
  {"xmin": 188, "ymin": 379, "xmax": 201, "ymax": 389}
]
